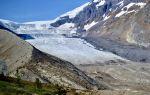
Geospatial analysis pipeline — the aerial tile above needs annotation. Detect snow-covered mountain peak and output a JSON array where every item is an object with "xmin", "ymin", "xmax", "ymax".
[
  {"xmin": 0, "ymin": 19, "xmax": 18, "ymax": 24},
  {"xmin": 59, "ymin": 2, "xmax": 90, "ymax": 19},
  {"xmin": 0, "ymin": 0, "xmax": 148, "ymax": 33},
  {"xmin": 0, "ymin": 19, "xmax": 20, "ymax": 31},
  {"xmin": 0, "ymin": 0, "xmax": 147, "ymax": 32},
  {"xmin": 50, "ymin": 0, "xmax": 147, "ymax": 32}
]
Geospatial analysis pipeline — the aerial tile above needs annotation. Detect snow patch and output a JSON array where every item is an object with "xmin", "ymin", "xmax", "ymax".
[
  {"xmin": 96, "ymin": 0, "xmax": 106, "ymax": 7},
  {"xmin": 116, "ymin": 11, "xmax": 126, "ymax": 17},
  {"xmin": 57, "ymin": 23, "xmax": 75, "ymax": 31},
  {"xmin": 116, "ymin": 1, "xmax": 124, "ymax": 7},
  {"xmin": 103, "ymin": 14, "xmax": 110, "ymax": 21},
  {"xmin": 126, "ymin": 3, "xmax": 146, "ymax": 9},
  {"xmin": 93, "ymin": 0, "xmax": 100, "ymax": 3},
  {"xmin": 84, "ymin": 21, "xmax": 98, "ymax": 30},
  {"xmin": 115, "ymin": 2, "xmax": 146, "ymax": 17}
]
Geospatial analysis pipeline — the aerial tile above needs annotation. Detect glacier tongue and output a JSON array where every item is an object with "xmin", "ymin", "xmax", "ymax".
[{"xmin": 25, "ymin": 29, "xmax": 128, "ymax": 65}]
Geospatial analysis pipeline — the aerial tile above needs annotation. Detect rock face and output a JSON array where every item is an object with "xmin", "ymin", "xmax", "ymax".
[
  {"xmin": 85, "ymin": 1, "xmax": 150, "ymax": 62},
  {"xmin": 0, "ymin": 29, "xmax": 108, "ymax": 90},
  {"xmin": 87, "ymin": 0, "xmax": 150, "ymax": 45},
  {"xmin": 0, "ymin": 29, "xmax": 33, "ymax": 72},
  {"xmin": 50, "ymin": 0, "xmax": 147, "ymax": 30}
]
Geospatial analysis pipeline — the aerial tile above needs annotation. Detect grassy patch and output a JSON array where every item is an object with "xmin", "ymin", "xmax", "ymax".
[{"xmin": 0, "ymin": 76, "xmax": 67, "ymax": 95}]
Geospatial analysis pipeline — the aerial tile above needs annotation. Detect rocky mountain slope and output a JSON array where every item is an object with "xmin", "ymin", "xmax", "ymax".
[
  {"xmin": 85, "ymin": 0, "xmax": 150, "ymax": 62},
  {"xmin": 0, "ymin": 0, "xmax": 150, "ymax": 94},
  {"xmin": 0, "ymin": 28, "xmax": 109, "ymax": 90},
  {"xmin": 51, "ymin": 0, "xmax": 150, "ymax": 63},
  {"xmin": 50, "ymin": 0, "xmax": 150, "ymax": 63}
]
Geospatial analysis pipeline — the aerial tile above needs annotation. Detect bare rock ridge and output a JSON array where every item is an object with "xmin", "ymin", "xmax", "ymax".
[{"xmin": 0, "ymin": 29, "xmax": 108, "ymax": 90}]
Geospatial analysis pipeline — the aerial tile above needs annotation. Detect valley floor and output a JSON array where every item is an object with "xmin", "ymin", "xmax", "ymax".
[{"xmin": 76, "ymin": 63, "xmax": 150, "ymax": 95}]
